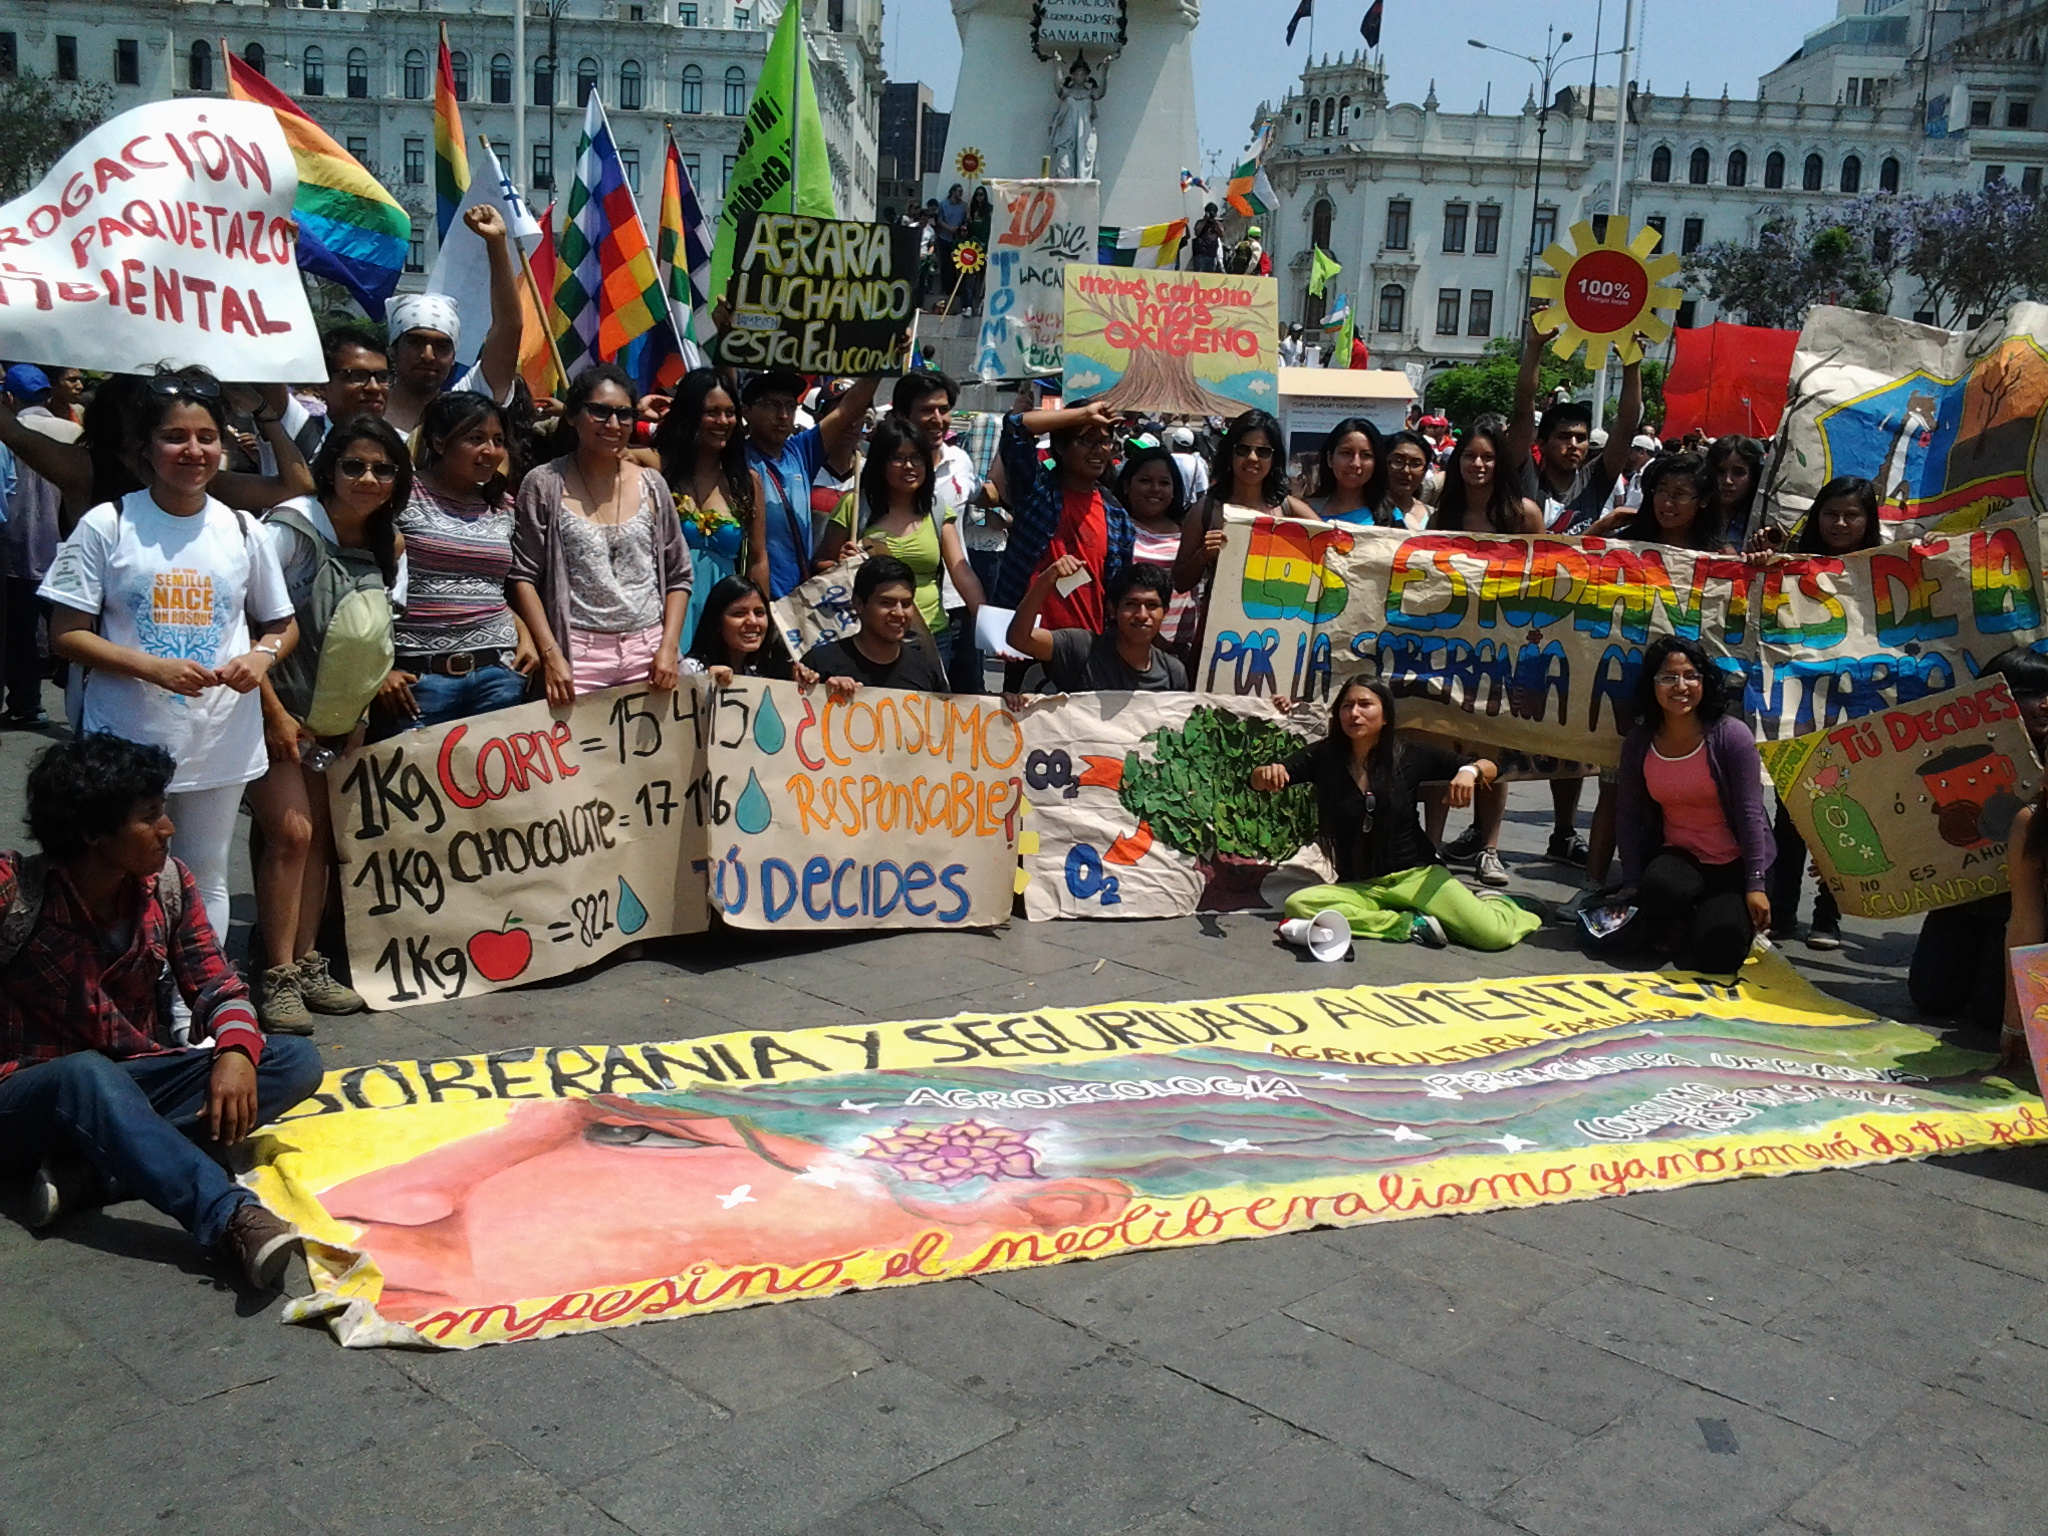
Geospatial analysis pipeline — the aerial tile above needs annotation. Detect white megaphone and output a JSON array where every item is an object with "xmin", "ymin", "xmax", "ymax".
[{"xmin": 1277, "ymin": 907, "xmax": 1352, "ymax": 962}]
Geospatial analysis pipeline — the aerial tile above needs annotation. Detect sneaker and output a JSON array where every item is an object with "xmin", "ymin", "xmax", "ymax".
[
  {"xmin": 1805, "ymin": 926, "xmax": 1843, "ymax": 951},
  {"xmin": 1409, "ymin": 914, "xmax": 1449, "ymax": 948},
  {"xmin": 27, "ymin": 1155, "xmax": 107, "ymax": 1230},
  {"xmin": 1769, "ymin": 924, "xmax": 1797, "ymax": 944},
  {"xmin": 220, "ymin": 1202, "xmax": 301, "ymax": 1290},
  {"xmin": 1441, "ymin": 824, "xmax": 1486, "ymax": 861},
  {"xmin": 1488, "ymin": 891, "xmax": 1553, "ymax": 922},
  {"xmin": 297, "ymin": 951, "xmax": 366, "ymax": 1015},
  {"xmin": 1546, "ymin": 832, "xmax": 1590, "ymax": 867},
  {"xmin": 1475, "ymin": 848, "xmax": 1510, "ymax": 887},
  {"xmin": 1, "ymin": 709, "xmax": 49, "ymax": 730},
  {"xmin": 256, "ymin": 963, "xmax": 315, "ymax": 1036}
]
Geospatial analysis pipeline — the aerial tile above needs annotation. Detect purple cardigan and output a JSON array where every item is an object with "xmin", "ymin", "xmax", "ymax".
[{"xmin": 1615, "ymin": 714, "xmax": 1775, "ymax": 891}]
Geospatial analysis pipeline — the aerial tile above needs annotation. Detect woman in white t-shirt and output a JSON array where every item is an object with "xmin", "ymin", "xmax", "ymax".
[{"xmin": 39, "ymin": 369, "xmax": 298, "ymax": 946}]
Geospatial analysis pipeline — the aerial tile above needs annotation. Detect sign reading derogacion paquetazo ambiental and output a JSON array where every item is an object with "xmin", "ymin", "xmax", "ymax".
[{"xmin": 717, "ymin": 213, "xmax": 920, "ymax": 374}]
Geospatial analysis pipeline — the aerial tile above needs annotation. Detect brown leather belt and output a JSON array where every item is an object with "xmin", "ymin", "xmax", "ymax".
[{"xmin": 397, "ymin": 649, "xmax": 502, "ymax": 677}]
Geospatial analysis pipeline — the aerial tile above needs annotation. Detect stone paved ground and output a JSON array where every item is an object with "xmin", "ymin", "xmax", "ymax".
[{"xmin": 5, "ymin": 694, "xmax": 2048, "ymax": 1536}]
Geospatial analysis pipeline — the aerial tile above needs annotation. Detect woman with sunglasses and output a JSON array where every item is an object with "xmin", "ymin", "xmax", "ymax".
[
  {"xmin": 1596, "ymin": 636, "xmax": 1773, "ymax": 975},
  {"xmin": 376, "ymin": 391, "xmax": 535, "ymax": 734},
  {"xmin": 38, "ymin": 367, "xmax": 298, "ymax": 949},
  {"xmin": 510, "ymin": 366, "xmax": 692, "ymax": 707},
  {"xmin": 242, "ymin": 417, "xmax": 409, "ymax": 1031},
  {"xmin": 654, "ymin": 368, "xmax": 766, "ymax": 646}
]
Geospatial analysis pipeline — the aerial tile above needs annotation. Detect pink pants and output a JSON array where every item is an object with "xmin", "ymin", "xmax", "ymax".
[{"xmin": 569, "ymin": 624, "xmax": 666, "ymax": 693}]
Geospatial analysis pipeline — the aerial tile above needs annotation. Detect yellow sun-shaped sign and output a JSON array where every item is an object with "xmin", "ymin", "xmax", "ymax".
[
  {"xmin": 953, "ymin": 240, "xmax": 987, "ymax": 274},
  {"xmin": 955, "ymin": 146, "xmax": 987, "ymax": 180},
  {"xmin": 1528, "ymin": 219, "xmax": 1684, "ymax": 366}
]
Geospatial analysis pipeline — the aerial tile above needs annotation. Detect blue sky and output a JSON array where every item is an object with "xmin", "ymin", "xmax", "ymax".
[{"xmin": 882, "ymin": 0, "xmax": 1824, "ymax": 171}]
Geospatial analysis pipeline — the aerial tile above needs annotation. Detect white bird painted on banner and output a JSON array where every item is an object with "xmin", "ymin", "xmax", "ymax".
[
  {"xmin": 1373, "ymin": 1125, "xmax": 1432, "ymax": 1142},
  {"xmin": 1487, "ymin": 1134, "xmax": 1539, "ymax": 1154},
  {"xmin": 1317, "ymin": 1072, "xmax": 1351, "ymax": 1082},
  {"xmin": 840, "ymin": 1100, "xmax": 878, "ymax": 1113},
  {"xmin": 716, "ymin": 1185, "xmax": 757, "ymax": 1208},
  {"xmin": 794, "ymin": 1167, "xmax": 843, "ymax": 1188}
]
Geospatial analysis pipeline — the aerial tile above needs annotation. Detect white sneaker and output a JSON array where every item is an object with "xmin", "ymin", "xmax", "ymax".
[{"xmin": 1475, "ymin": 849, "xmax": 1510, "ymax": 887}]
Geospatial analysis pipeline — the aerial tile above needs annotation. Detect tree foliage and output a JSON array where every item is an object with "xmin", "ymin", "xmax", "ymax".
[
  {"xmin": 0, "ymin": 71, "xmax": 114, "ymax": 200},
  {"xmin": 1117, "ymin": 708, "xmax": 1317, "ymax": 865},
  {"xmin": 1424, "ymin": 336, "xmax": 1590, "ymax": 430},
  {"xmin": 1683, "ymin": 210, "xmax": 1887, "ymax": 329},
  {"xmin": 1899, "ymin": 181, "xmax": 2048, "ymax": 328}
]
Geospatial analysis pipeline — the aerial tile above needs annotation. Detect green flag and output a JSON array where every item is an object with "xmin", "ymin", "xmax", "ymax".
[
  {"xmin": 1332, "ymin": 303, "xmax": 1355, "ymax": 367},
  {"xmin": 709, "ymin": 0, "xmax": 837, "ymax": 301},
  {"xmin": 1308, "ymin": 245, "xmax": 1341, "ymax": 298}
]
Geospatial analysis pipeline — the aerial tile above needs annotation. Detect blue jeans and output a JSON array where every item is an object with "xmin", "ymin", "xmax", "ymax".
[
  {"xmin": 0, "ymin": 1039, "xmax": 323, "ymax": 1246},
  {"xmin": 373, "ymin": 663, "xmax": 529, "ymax": 740}
]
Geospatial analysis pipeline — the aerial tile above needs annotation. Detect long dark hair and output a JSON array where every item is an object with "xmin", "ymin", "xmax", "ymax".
[
  {"xmin": 1789, "ymin": 475, "xmax": 1881, "ymax": 555},
  {"xmin": 686, "ymin": 575, "xmax": 794, "ymax": 677},
  {"xmin": 84, "ymin": 375, "xmax": 150, "ymax": 504},
  {"xmin": 1210, "ymin": 409, "xmax": 1289, "ymax": 508},
  {"xmin": 1118, "ymin": 442, "xmax": 1188, "ymax": 525},
  {"xmin": 1322, "ymin": 676, "xmax": 1407, "ymax": 873},
  {"xmin": 1628, "ymin": 635, "xmax": 1730, "ymax": 728},
  {"xmin": 654, "ymin": 367, "xmax": 753, "ymax": 516},
  {"xmin": 310, "ymin": 414, "xmax": 409, "ymax": 584},
  {"xmin": 415, "ymin": 390, "xmax": 509, "ymax": 504},
  {"xmin": 1433, "ymin": 414, "xmax": 1521, "ymax": 533},
  {"xmin": 1619, "ymin": 453, "xmax": 1718, "ymax": 548},
  {"xmin": 856, "ymin": 416, "xmax": 936, "ymax": 531},
  {"xmin": 1704, "ymin": 434, "xmax": 1766, "ymax": 526},
  {"xmin": 1313, "ymin": 416, "xmax": 1388, "ymax": 510}
]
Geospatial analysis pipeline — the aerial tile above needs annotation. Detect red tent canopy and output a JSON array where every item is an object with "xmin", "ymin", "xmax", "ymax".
[{"xmin": 1660, "ymin": 322, "xmax": 1800, "ymax": 441}]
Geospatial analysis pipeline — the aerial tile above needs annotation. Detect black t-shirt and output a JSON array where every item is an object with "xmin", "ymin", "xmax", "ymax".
[
  {"xmin": 1516, "ymin": 456, "xmax": 1620, "ymax": 534},
  {"xmin": 1044, "ymin": 630, "xmax": 1188, "ymax": 693},
  {"xmin": 802, "ymin": 632, "xmax": 950, "ymax": 693},
  {"xmin": 1282, "ymin": 735, "xmax": 1474, "ymax": 882}
]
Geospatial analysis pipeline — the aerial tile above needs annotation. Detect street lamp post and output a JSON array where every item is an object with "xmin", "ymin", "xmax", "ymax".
[{"xmin": 1469, "ymin": 29, "xmax": 1575, "ymax": 325}]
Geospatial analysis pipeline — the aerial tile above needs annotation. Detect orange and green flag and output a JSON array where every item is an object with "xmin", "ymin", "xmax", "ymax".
[{"xmin": 434, "ymin": 24, "xmax": 471, "ymax": 244}]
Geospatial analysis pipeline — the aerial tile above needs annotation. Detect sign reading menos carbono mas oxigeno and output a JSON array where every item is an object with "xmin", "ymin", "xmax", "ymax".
[{"xmin": 716, "ymin": 212, "xmax": 920, "ymax": 374}]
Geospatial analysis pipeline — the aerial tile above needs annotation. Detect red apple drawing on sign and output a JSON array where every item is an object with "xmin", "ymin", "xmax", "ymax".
[{"xmin": 467, "ymin": 915, "xmax": 533, "ymax": 983}]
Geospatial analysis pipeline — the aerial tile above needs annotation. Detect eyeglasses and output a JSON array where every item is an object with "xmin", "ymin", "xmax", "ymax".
[
  {"xmin": 334, "ymin": 368, "xmax": 393, "ymax": 388},
  {"xmin": 1233, "ymin": 442, "xmax": 1276, "ymax": 459},
  {"xmin": 338, "ymin": 457, "xmax": 399, "ymax": 483},
  {"xmin": 147, "ymin": 374, "xmax": 221, "ymax": 402},
  {"xmin": 581, "ymin": 403, "xmax": 634, "ymax": 425},
  {"xmin": 1655, "ymin": 671, "xmax": 1703, "ymax": 688},
  {"xmin": 1657, "ymin": 484, "xmax": 1700, "ymax": 503}
]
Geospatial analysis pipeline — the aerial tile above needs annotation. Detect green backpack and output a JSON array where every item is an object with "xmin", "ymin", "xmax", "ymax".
[{"xmin": 266, "ymin": 507, "xmax": 395, "ymax": 738}]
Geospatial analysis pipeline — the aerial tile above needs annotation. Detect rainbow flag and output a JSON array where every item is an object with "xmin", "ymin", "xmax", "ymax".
[
  {"xmin": 434, "ymin": 24, "xmax": 471, "ymax": 244},
  {"xmin": 225, "ymin": 50, "xmax": 408, "ymax": 319},
  {"xmin": 552, "ymin": 92, "xmax": 670, "ymax": 374}
]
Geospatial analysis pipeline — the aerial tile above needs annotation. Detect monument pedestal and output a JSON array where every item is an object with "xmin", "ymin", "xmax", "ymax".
[{"xmin": 942, "ymin": 0, "xmax": 1200, "ymax": 228}]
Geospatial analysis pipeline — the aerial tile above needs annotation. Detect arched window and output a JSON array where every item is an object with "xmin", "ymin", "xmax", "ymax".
[
  {"xmin": 680, "ymin": 63, "xmax": 703, "ymax": 114},
  {"xmin": 1840, "ymin": 154, "xmax": 1862, "ymax": 193},
  {"xmin": 450, "ymin": 51, "xmax": 470, "ymax": 102},
  {"xmin": 1688, "ymin": 147, "xmax": 1711, "ymax": 184},
  {"xmin": 1649, "ymin": 145, "xmax": 1672, "ymax": 182},
  {"xmin": 576, "ymin": 56, "xmax": 598, "ymax": 107},
  {"xmin": 1337, "ymin": 96, "xmax": 1351, "ymax": 136},
  {"xmin": 1803, "ymin": 152, "xmax": 1824, "ymax": 191},
  {"xmin": 1306, "ymin": 99, "xmax": 1319, "ymax": 137},
  {"xmin": 1880, "ymin": 154, "xmax": 1901, "ymax": 193},
  {"xmin": 302, "ymin": 45, "xmax": 325, "ymax": 96},
  {"xmin": 1764, "ymin": 150, "xmax": 1786, "ymax": 189},
  {"xmin": 490, "ymin": 53, "xmax": 512, "ymax": 104},
  {"xmin": 347, "ymin": 47, "xmax": 369, "ymax": 99},
  {"xmin": 403, "ymin": 48, "xmax": 427, "ymax": 100},
  {"xmin": 619, "ymin": 59, "xmax": 642, "ymax": 111},
  {"xmin": 242, "ymin": 43, "xmax": 266, "ymax": 77},
  {"xmin": 725, "ymin": 65, "xmax": 747, "ymax": 116},
  {"xmin": 188, "ymin": 40, "xmax": 212, "ymax": 92},
  {"xmin": 1325, "ymin": 98, "xmax": 1339, "ymax": 136},
  {"xmin": 1377, "ymin": 284, "xmax": 1406, "ymax": 334},
  {"xmin": 1311, "ymin": 198, "xmax": 1333, "ymax": 250},
  {"xmin": 533, "ymin": 55, "xmax": 554, "ymax": 106},
  {"xmin": 1726, "ymin": 149, "xmax": 1748, "ymax": 188}
]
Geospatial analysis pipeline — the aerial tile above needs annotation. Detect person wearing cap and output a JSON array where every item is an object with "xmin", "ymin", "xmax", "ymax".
[
  {"xmin": 1166, "ymin": 425, "xmax": 1210, "ymax": 504},
  {"xmin": 384, "ymin": 206, "xmax": 522, "ymax": 435},
  {"xmin": 1601, "ymin": 434, "xmax": 1660, "ymax": 517},
  {"xmin": 1226, "ymin": 226, "xmax": 1268, "ymax": 277},
  {"xmin": 1279, "ymin": 324, "xmax": 1306, "ymax": 368},
  {"xmin": 741, "ymin": 369, "xmax": 880, "ymax": 600}
]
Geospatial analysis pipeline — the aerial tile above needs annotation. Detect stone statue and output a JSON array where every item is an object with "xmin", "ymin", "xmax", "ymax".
[{"xmin": 1049, "ymin": 55, "xmax": 1104, "ymax": 181}]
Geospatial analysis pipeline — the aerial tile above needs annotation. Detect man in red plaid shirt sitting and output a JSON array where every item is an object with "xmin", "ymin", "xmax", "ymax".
[{"xmin": 0, "ymin": 734, "xmax": 323, "ymax": 1289}]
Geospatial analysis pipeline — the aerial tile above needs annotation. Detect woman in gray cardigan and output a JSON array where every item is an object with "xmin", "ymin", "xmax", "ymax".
[
  {"xmin": 508, "ymin": 365, "xmax": 692, "ymax": 705},
  {"xmin": 1605, "ymin": 635, "xmax": 1775, "ymax": 974}
]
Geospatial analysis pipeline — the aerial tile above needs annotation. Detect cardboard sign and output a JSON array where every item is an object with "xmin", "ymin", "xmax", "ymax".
[
  {"xmin": 975, "ymin": 178, "xmax": 1098, "ymax": 381},
  {"xmin": 0, "ymin": 100, "xmax": 322, "ymax": 381},
  {"xmin": 1015, "ymin": 691, "xmax": 1330, "ymax": 920},
  {"xmin": 1062, "ymin": 264, "xmax": 1278, "ymax": 415},
  {"xmin": 770, "ymin": 549, "xmax": 867, "ymax": 659},
  {"xmin": 2009, "ymin": 941, "xmax": 2048, "ymax": 1089},
  {"xmin": 1761, "ymin": 678, "xmax": 2042, "ymax": 919},
  {"xmin": 252, "ymin": 960, "xmax": 2048, "ymax": 1349},
  {"xmin": 1197, "ymin": 512, "xmax": 2048, "ymax": 769},
  {"xmin": 715, "ymin": 213, "xmax": 920, "ymax": 373}
]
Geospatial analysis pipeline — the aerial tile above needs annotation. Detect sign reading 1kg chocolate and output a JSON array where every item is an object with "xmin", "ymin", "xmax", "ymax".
[{"xmin": 718, "ymin": 212, "xmax": 920, "ymax": 374}]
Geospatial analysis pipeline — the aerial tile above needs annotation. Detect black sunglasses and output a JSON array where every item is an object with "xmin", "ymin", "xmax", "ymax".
[
  {"xmin": 147, "ymin": 374, "xmax": 222, "ymax": 402},
  {"xmin": 582, "ymin": 403, "xmax": 634, "ymax": 425},
  {"xmin": 334, "ymin": 368, "xmax": 394, "ymax": 388},
  {"xmin": 338, "ymin": 457, "xmax": 399, "ymax": 483}
]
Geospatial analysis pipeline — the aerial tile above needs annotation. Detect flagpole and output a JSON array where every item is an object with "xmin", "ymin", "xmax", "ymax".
[
  {"xmin": 490, "ymin": 130, "xmax": 570, "ymax": 391},
  {"xmin": 788, "ymin": 0, "xmax": 801, "ymax": 216},
  {"xmin": 514, "ymin": 0, "xmax": 526, "ymax": 197}
]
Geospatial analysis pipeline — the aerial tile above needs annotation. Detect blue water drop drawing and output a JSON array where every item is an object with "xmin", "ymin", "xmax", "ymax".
[
  {"xmin": 735, "ymin": 768, "xmax": 773, "ymax": 834},
  {"xmin": 616, "ymin": 876, "xmax": 648, "ymax": 935},
  {"xmin": 753, "ymin": 688, "xmax": 787, "ymax": 754}
]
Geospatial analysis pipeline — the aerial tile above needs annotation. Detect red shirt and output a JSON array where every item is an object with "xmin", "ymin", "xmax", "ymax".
[
  {"xmin": 1034, "ymin": 487, "xmax": 1110, "ymax": 632},
  {"xmin": 0, "ymin": 853, "xmax": 262, "ymax": 1081}
]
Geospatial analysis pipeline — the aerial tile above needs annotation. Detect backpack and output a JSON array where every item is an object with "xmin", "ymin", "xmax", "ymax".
[
  {"xmin": 0, "ymin": 853, "xmax": 184, "ymax": 970},
  {"xmin": 265, "ymin": 507, "xmax": 396, "ymax": 737},
  {"xmin": 1225, "ymin": 239, "xmax": 1256, "ymax": 276}
]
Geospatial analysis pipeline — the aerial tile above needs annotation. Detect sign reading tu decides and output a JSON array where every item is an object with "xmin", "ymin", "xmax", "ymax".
[
  {"xmin": 1761, "ymin": 677, "xmax": 2043, "ymax": 920},
  {"xmin": 716, "ymin": 213, "xmax": 920, "ymax": 373},
  {"xmin": 1528, "ymin": 219, "xmax": 1683, "ymax": 365}
]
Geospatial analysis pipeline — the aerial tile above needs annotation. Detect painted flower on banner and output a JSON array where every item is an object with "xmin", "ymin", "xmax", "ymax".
[
  {"xmin": 954, "ymin": 240, "xmax": 987, "ymax": 275},
  {"xmin": 955, "ymin": 146, "xmax": 986, "ymax": 180},
  {"xmin": 860, "ymin": 1120, "xmax": 1040, "ymax": 1186}
]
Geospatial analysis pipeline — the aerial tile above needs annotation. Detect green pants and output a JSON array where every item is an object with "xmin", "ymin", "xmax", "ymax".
[{"xmin": 1284, "ymin": 865, "xmax": 1542, "ymax": 952}]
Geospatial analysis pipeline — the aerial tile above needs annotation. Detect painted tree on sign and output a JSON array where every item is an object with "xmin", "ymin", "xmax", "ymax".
[{"xmin": 1066, "ymin": 269, "xmax": 1274, "ymax": 416}]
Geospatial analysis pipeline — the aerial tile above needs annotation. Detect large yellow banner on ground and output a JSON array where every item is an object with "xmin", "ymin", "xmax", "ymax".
[{"xmin": 246, "ymin": 958, "xmax": 2048, "ymax": 1350}]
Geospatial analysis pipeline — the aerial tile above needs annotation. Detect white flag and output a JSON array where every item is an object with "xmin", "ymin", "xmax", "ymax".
[{"xmin": 426, "ymin": 137, "xmax": 543, "ymax": 368}]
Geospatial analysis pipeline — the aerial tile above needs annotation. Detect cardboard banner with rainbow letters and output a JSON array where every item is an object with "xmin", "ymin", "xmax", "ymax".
[
  {"xmin": 1760, "ymin": 677, "xmax": 2043, "ymax": 920},
  {"xmin": 246, "ymin": 959, "xmax": 2048, "ymax": 1349},
  {"xmin": 1197, "ymin": 511, "xmax": 2048, "ymax": 770}
]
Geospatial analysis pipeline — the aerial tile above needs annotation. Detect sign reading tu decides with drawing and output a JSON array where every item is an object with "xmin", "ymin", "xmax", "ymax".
[
  {"xmin": 1063, "ymin": 264, "xmax": 1278, "ymax": 415},
  {"xmin": 1760, "ymin": 677, "xmax": 2042, "ymax": 920}
]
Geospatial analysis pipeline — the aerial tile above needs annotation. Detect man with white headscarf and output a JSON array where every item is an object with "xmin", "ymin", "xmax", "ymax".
[{"xmin": 384, "ymin": 205, "xmax": 523, "ymax": 433}]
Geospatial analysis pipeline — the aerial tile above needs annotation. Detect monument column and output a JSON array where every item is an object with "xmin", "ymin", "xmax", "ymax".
[{"xmin": 943, "ymin": 0, "xmax": 1200, "ymax": 228}]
